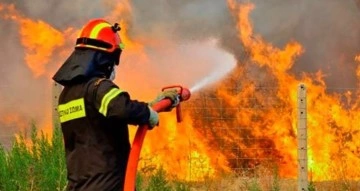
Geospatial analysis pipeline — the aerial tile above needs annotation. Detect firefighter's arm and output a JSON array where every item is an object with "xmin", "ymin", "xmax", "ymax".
[{"xmin": 92, "ymin": 80, "xmax": 156, "ymax": 126}]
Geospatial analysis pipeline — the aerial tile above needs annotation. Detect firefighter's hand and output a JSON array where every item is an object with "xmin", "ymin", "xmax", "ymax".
[
  {"xmin": 148, "ymin": 89, "xmax": 179, "ymax": 110},
  {"xmin": 148, "ymin": 106, "xmax": 159, "ymax": 129}
]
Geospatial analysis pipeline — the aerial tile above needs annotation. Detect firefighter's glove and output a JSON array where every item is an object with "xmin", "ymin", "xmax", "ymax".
[
  {"xmin": 148, "ymin": 106, "xmax": 159, "ymax": 129},
  {"xmin": 148, "ymin": 89, "xmax": 180, "ymax": 111}
]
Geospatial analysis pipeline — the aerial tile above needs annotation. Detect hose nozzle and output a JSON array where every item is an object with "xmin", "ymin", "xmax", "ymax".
[{"xmin": 161, "ymin": 85, "xmax": 191, "ymax": 122}]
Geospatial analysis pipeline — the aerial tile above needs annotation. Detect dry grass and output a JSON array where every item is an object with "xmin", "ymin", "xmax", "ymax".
[
  {"xmin": 310, "ymin": 180, "xmax": 360, "ymax": 191},
  {"xmin": 188, "ymin": 176, "xmax": 360, "ymax": 191},
  {"xmin": 188, "ymin": 175, "xmax": 296, "ymax": 191}
]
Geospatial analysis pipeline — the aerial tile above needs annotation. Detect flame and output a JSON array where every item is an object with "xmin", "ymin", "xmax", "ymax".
[
  {"xmin": 0, "ymin": 2, "xmax": 215, "ymax": 180},
  {"xmin": 225, "ymin": 0, "xmax": 360, "ymax": 181},
  {"xmin": 19, "ymin": 19, "xmax": 65, "ymax": 77},
  {"xmin": 103, "ymin": 1, "xmax": 158, "ymax": 97},
  {"xmin": 0, "ymin": 4, "xmax": 66, "ymax": 77},
  {"xmin": 355, "ymin": 55, "xmax": 360, "ymax": 83},
  {"xmin": 1, "ymin": 0, "xmax": 360, "ymax": 183},
  {"xmin": 1, "ymin": 112, "xmax": 28, "ymax": 131},
  {"xmin": 138, "ymin": 112, "xmax": 230, "ymax": 180}
]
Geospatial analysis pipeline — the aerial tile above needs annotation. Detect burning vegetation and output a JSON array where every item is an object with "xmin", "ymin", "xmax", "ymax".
[{"xmin": 0, "ymin": 0, "xmax": 360, "ymax": 183}]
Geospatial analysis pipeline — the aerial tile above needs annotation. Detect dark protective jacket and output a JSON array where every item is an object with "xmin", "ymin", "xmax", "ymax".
[{"xmin": 58, "ymin": 77, "xmax": 150, "ymax": 191}]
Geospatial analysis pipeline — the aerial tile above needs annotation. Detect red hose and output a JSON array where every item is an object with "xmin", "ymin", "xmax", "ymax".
[{"xmin": 123, "ymin": 99, "xmax": 173, "ymax": 191}]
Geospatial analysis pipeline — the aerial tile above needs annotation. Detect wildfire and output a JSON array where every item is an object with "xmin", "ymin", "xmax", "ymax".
[
  {"xmin": 0, "ymin": 2, "xmax": 223, "ymax": 181},
  {"xmin": 0, "ymin": 112, "xmax": 28, "ymax": 131},
  {"xmin": 0, "ymin": 4, "xmax": 66, "ymax": 77},
  {"xmin": 1, "ymin": 0, "xmax": 360, "ymax": 183},
  {"xmin": 225, "ymin": 0, "xmax": 360, "ymax": 181}
]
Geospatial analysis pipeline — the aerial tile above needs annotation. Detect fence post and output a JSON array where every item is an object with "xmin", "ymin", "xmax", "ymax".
[
  {"xmin": 52, "ymin": 82, "xmax": 62, "ymax": 128},
  {"xmin": 297, "ymin": 83, "xmax": 308, "ymax": 191}
]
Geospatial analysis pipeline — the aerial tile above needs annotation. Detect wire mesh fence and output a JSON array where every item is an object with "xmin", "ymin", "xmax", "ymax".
[
  {"xmin": 181, "ymin": 83, "xmax": 360, "ymax": 185},
  {"xmin": 183, "ymin": 87, "xmax": 283, "ymax": 179}
]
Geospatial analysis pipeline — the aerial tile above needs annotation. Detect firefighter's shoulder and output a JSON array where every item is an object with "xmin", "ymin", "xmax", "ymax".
[
  {"xmin": 86, "ymin": 78, "xmax": 125, "ymax": 101},
  {"xmin": 93, "ymin": 78, "xmax": 118, "ymax": 89}
]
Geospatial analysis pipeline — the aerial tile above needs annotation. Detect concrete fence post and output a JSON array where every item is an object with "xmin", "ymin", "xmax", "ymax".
[
  {"xmin": 297, "ymin": 83, "xmax": 308, "ymax": 191},
  {"xmin": 52, "ymin": 82, "xmax": 62, "ymax": 128}
]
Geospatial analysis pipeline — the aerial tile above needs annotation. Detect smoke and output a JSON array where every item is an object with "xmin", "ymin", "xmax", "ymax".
[
  {"xmin": 128, "ymin": 0, "xmax": 243, "ymax": 61},
  {"xmin": 130, "ymin": 1, "xmax": 231, "ymax": 40},
  {"xmin": 0, "ymin": 0, "xmax": 237, "ymax": 144},
  {"xmin": 112, "ymin": 0, "xmax": 238, "ymax": 97},
  {"xmin": 0, "ymin": 0, "xmax": 109, "ymax": 28},
  {"xmin": 0, "ymin": 18, "xmax": 49, "ymax": 138},
  {"xmin": 0, "ymin": 0, "xmax": 359, "ymax": 142},
  {"xmin": 249, "ymin": 0, "xmax": 360, "ymax": 88},
  {"xmin": 129, "ymin": 0, "xmax": 360, "ymax": 88}
]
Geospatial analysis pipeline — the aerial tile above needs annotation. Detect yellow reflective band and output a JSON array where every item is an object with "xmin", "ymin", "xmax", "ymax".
[
  {"xmin": 58, "ymin": 98, "xmax": 86, "ymax": 123},
  {"xmin": 89, "ymin": 22, "xmax": 112, "ymax": 39},
  {"xmin": 99, "ymin": 88, "xmax": 123, "ymax": 116}
]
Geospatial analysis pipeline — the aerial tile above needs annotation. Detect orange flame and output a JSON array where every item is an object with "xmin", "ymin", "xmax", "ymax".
[
  {"xmin": 226, "ymin": 0, "xmax": 360, "ymax": 181},
  {"xmin": 1, "ymin": 112, "xmax": 28, "ymax": 131},
  {"xmin": 138, "ymin": 112, "xmax": 230, "ymax": 180},
  {"xmin": 20, "ymin": 19, "xmax": 65, "ymax": 77},
  {"xmin": 2, "ymin": 0, "xmax": 360, "ymax": 183},
  {"xmin": 0, "ymin": 4, "xmax": 66, "ymax": 77}
]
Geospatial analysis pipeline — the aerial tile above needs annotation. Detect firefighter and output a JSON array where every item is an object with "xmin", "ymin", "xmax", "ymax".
[{"xmin": 52, "ymin": 19, "xmax": 178, "ymax": 191}]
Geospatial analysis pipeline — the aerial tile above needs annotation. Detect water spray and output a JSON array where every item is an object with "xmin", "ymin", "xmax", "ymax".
[
  {"xmin": 190, "ymin": 62, "xmax": 236, "ymax": 93},
  {"xmin": 189, "ymin": 46, "xmax": 237, "ymax": 93},
  {"xmin": 190, "ymin": 71, "xmax": 224, "ymax": 93},
  {"xmin": 123, "ymin": 85, "xmax": 191, "ymax": 191}
]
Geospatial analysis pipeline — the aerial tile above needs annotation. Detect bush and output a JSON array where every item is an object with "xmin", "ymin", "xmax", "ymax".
[
  {"xmin": 0, "ymin": 124, "xmax": 67, "ymax": 191},
  {"xmin": 0, "ymin": 124, "xmax": 192, "ymax": 191}
]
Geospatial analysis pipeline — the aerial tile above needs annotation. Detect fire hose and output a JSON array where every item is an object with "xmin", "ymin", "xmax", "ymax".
[{"xmin": 123, "ymin": 85, "xmax": 191, "ymax": 191}]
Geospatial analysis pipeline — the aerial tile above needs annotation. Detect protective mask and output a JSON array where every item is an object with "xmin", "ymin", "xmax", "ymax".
[{"xmin": 109, "ymin": 68, "xmax": 116, "ymax": 81}]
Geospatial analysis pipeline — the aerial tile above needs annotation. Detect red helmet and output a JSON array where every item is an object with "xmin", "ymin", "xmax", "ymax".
[{"xmin": 75, "ymin": 19, "xmax": 125, "ymax": 53}]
